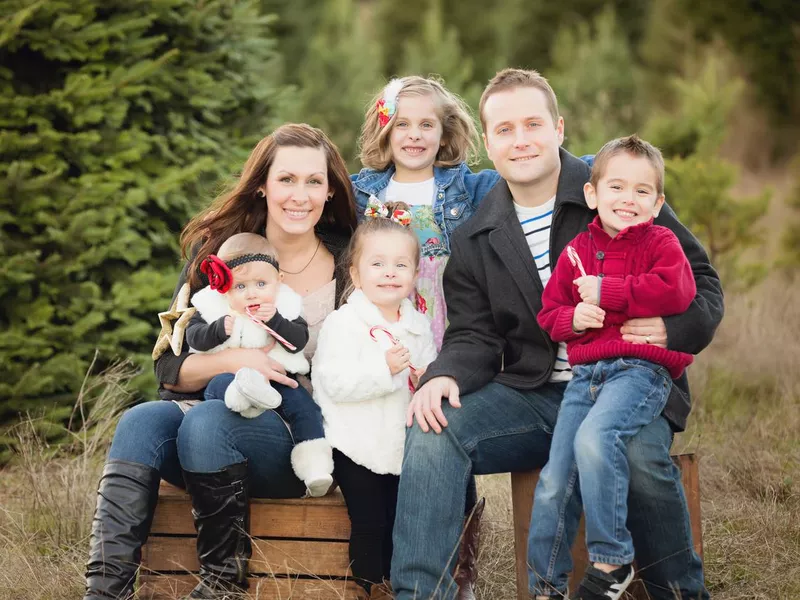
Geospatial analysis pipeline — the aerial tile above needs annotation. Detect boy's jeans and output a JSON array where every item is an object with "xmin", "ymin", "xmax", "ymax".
[{"xmin": 528, "ymin": 358, "xmax": 672, "ymax": 596}]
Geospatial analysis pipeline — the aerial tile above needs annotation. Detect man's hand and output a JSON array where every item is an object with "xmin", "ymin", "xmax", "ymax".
[
  {"xmin": 385, "ymin": 344, "xmax": 411, "ymax": 375},
  {"xmin": 573, "ymin": 275, "xmax": 600, "ymax": 305},
  {"xmin": 621, "ymin": 317, "xmax": 668, "ymax": 348},
  {"xmin": 224, "ymin": 315, "xmax": 233, "ymax": 336},
  {"xmin": 252, "ymin": 303, "xmax": 277, "ymax": 321},
  {"xmin": 406, "ymin": 376, "xmax": 460, "ymax": 434},
  {"xmin": 572, "ymin": 302, "xmax": 605, "ymax": 332}
]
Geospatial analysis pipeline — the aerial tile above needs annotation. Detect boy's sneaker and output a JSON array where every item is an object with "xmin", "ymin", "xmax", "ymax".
[{"xmin": 570, "ymin": 564, "xmax": 634, "ymax": 600}]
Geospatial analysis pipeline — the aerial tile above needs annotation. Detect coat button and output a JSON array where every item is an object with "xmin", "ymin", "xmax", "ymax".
[
  {"xmin": 438, "ymin": 192, "xmax": 444, "ymax": 199},
  {"xmin": 450, "ymin": 207, "xmax": 458, "ymax": 216},
  {"xmin": 596, "ymin": 251, "xmax": 605, "ymax": 260},
  {"xmin": 598, "ymin": 273, "xmax": 605, "ymax": 278}
]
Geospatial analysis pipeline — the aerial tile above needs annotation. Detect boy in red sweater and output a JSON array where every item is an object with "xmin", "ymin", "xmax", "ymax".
[{"xmin": 529, "ymin": 135, "xmax": 696, "ymax": 600}]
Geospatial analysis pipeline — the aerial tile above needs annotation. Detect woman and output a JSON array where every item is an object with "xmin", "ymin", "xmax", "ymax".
[{"xmin": 83, "ymin": 123, "xmax": 357, "ymax": 600}]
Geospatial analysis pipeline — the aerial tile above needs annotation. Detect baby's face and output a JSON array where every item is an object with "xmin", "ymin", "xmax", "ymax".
[{"xmin": 226, "ymin": 261, "xmax": 281, "ymax": 314}]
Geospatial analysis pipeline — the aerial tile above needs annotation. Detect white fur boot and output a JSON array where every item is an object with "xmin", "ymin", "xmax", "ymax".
[
  {"xmin": 290, "ymin": 438, "xmax": 334, "ymax": 498},
  {"xmin": 224, "ymin": 367, "xmax": 282, "ymax": 419}
]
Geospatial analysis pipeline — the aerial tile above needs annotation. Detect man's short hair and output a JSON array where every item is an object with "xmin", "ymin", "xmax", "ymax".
[
  {"xmin": 479, "ymin": 68, "xmax": 559, "ymax": 131},
  {"xmin": 590, "ymin": 134, "xmax": 666, "ymax": 195}
]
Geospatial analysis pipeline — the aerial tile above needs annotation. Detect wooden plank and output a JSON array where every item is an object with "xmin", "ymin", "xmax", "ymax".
[
  {"xmin": 158, "ymin": 482, "xmax": 347, "ymax": 506},
  {"xmin": 151, "ymin": 500, "xmax": 351, "ymax": 540},
  {"xmin": 142, "ymin": 537, "xmax": 352, "ymax": 577},
  {"xmin": 138, "ymin": 574, "xmax": 365, "ymax": 600},
  {"xmin": 511, "ymin": 453, "xmax": 702, "ymax": 600}
]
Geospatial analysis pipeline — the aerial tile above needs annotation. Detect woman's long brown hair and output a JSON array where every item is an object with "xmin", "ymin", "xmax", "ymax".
[{"xmin": 180, "ymin": 123, "xmax": 357, "ymax": 288}]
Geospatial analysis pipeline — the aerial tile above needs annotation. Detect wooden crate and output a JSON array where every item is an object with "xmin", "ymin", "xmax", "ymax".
[
  {"xmin": 139, "ymin": 483, "xmax": 364, "ymax": 600},
  {"xmin": 511, "ymin": 453, "xmax": 703, "ymax": 600}
]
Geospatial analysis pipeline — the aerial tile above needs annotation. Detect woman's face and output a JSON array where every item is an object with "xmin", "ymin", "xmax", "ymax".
[{"xmin": 263, "ymin": 146, "xmax": 330, "ymax": 237}]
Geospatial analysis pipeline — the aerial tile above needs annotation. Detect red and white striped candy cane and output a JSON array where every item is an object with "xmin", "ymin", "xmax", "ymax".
[
  {"xmin": 566, "ymin": 245, "xmax": 587, "ymax": 277},
  {"xmin": 244, "ymin": 306, "xmax": 297, "ymax": 351}
]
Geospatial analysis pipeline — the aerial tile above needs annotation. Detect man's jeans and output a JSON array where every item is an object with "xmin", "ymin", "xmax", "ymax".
[
  {"xmin": 528, "ymin": 358, "xmax": 672, "ymax": 596},
  {"xmin": 390, "ymin": 380, "xmax": 708, "ymax": 600}
]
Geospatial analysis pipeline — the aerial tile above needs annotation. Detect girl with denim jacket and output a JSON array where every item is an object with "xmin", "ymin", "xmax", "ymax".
[
  {"xmin": 350, "ymin": 76, "xmax": 498, "ymax": 599},
  {"xmin": 351, "ymin": 76, "xmax": 500, "ymax": 350}
]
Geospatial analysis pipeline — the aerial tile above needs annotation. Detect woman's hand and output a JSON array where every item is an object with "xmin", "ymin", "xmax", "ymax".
[
  {"xmin": 385, "ymin": 344, "xmax": 411, "ymax": 375},
  {"xmin": 225, "ymin": 341, "xmax": 298, "ymax": 388},
  {"xmin": 620, "ymin": 317, "xmax": 668, "ymax": 348}
]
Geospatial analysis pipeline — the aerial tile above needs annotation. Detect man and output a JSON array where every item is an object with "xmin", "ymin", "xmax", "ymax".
[{"xmin": 390, "ymin": 69, "xmax": 722, "ymax": 600}]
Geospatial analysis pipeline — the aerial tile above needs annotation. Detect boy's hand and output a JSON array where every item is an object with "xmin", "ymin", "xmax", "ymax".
[
  {"xmin": 385, "ymin": 344, "xmax": 411, "ymax": 375},
  {"xmin": 573, "ymin": 275, "xmax": 600, "ymax": 305},
  {"xmin": 252, "ymin": 303, "xmax": 277, "ymax": 321},
  {"xmin": 572, "ymin": 302, "xmax": 605, "ymax": 332},
  {"xmin": 224, "ymin": 315, "xmax": 233, "ymax": 336}
]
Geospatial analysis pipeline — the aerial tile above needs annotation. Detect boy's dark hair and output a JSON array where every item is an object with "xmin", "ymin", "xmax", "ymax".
[{"xmin": 591, "ymin": 134, "xmax": 666, "ymax": 195}]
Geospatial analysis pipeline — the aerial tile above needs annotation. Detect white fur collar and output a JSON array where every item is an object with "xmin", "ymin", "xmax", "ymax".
[
  {"xmin": 191, "ymin": 283, "xmax": 304, "ymax": 323},
  {"xmin": 345, "ymin": 289, "xmax": 429, "ymax": 335}
]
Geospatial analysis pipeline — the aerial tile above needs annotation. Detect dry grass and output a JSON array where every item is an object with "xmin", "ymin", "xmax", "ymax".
[{"xmin": 1, "ymin": 279, "xmax": 798, "ymax": 599}]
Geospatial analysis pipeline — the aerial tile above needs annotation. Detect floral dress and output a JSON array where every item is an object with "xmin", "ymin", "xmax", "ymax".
[{"xmin": 409, "ymin": 204, "xmax": 449, "ymax": 351}]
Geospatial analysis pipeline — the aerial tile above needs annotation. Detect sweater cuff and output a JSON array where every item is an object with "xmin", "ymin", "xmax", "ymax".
[
  {"xmin": 598, "ymin": 277, "xmax": 627, "ymax": 312},
  {"xmin": 552, "ymin": 308, "xmax": 584, "ymax": 342}
]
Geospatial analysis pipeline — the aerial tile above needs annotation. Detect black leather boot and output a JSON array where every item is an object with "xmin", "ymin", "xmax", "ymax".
[
  {"xmin": 84, "ymin": 459, "xmax": 160, "ymax": 600},
  {"xmin": 182, "ymin": 461, "xmax": 251, "ymax": 599}
]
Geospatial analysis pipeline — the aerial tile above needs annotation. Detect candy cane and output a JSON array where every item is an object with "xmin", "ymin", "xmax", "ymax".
[
  {"xmin": 370, "ymin": 324, "xmax": 419, "ymax": 393},
  {"xmin": 566, "ymin": 245, "xmax": 587, "ymax": 277},
  {"xmin": 245, "ymin": 306, "xmax": 297, "ymax": 351}
]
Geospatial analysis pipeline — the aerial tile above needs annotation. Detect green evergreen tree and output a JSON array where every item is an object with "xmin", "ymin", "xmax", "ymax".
[
  {"xmin": 280, "ymin": 0, "xmax": 383, "ymax": 169},
  {"xmin": 0, "ymin": 0, "xmax": 284, "ymax": 438},
  {"xmin": 400, "ymin": 0, "xmax": 481, "ymax": 108},
  {"xmin": 548, "ymin": 6, "xmax": 641, "ymax": 157},
  {"xmin": 645, "ymin": 54, "xmax": 770, "ymax": 280}
]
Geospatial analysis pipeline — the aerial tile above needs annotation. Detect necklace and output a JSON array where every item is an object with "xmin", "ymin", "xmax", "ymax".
[{"xmin": 279, "ymin": 237, "xmax": 322, "ymax": 275}]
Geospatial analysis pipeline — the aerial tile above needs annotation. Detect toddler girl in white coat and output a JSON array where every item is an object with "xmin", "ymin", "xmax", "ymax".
[{"xmin": 312, "ymin": 203, "xmax": 437, "ymax": 596}]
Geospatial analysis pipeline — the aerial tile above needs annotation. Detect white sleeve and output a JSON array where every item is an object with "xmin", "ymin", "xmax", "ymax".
[{"xmin": 312, "ymin": 310, "xmax": 397, "ymax": 403}]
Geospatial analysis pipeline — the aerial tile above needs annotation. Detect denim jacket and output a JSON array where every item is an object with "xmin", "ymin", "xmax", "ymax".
[{"xmin": 351, "ymin": 163, "xmax": 500, "ymax": 252}]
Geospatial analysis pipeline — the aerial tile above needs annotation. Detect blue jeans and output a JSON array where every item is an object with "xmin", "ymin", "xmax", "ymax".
[
  {"xmin": 108, "ymin": 399, "xmax": 304, "ymax": 499},
  {"xmin": 204, "ymin": 373, "xmax": 325, "ymax": 444},
  {"xmin": 390, "ymin": 380, "xmax": 708, "ymax": 600},
  {"xmin": 528, "ymin": 358, "xmax": 672, "ymax": 596}
]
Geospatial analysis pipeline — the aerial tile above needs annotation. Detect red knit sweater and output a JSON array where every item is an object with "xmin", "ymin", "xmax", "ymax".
[{"xmin": 538, "ymin": 217, "xmax": 696, "ymax": 378}]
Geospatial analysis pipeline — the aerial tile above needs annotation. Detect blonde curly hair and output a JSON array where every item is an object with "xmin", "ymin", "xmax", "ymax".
[{"xmin": 358, "ymin": 75, "xmax": 479, "ymax": 171}]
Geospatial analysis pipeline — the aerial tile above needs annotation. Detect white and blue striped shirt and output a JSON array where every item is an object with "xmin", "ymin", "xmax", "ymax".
[{"xmin": 514, "ymin": 196, "xmax": 572, "ymax": 382}]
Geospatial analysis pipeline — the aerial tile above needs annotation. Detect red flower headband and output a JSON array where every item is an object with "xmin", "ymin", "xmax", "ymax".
[{"xmin": 200, "ymin": 253, "xmax": 280, "ymax": 294}]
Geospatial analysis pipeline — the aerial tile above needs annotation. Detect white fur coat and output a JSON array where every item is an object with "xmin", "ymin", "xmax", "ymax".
[
  {"xmin": 311, "ymin": 289, "xmax": 437, "ymax": 475},
  {"xmin": 189, "ymin": 283, "xmax": 310, "ymax": 375}
]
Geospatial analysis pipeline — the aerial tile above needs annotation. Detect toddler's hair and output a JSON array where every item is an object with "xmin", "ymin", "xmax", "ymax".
[
  {"xmin": 479, "ymin": 68, "xmax": 559, "ymax": 132},
  {"xmin": 359, "ymin": 76, "xmax": 479, "ymax": 171},
  {"xmin": 217, "ymin": 233, "xmax": 277, "ymax": 263},
  {"xmin": 590, "ymin": 134, "xmax": 666, "ymax": 195},
  {"xmin": 342, "ymin": 202, "xmax": 421, "ymax": 301}
]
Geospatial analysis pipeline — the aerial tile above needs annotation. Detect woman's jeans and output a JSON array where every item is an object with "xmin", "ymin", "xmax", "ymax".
[
  {"xmin": 204, "ymin": 373, "xmax": 325, "ymax": 444},
  {"xmin": 390, "ymin": 380, "xmax": 708, "ymax": 600},
  {"xmin": 108, "ymin": 397, "xmax": 305, "ymax": 499},
  {"xmin": 528, "ymin": 358, "xmax": 672, "ymax": 596}
]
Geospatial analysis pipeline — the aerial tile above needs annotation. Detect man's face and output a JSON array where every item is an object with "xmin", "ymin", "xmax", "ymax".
[{"xmin": 482, "ymin": 87, "xmax": 564, "ymax": 189}]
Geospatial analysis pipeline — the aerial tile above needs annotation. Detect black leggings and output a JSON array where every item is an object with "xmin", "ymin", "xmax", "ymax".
[
  {"xmin": 334, "ymin": 450, "xmax": 480, "ymax": 590},
  {"xmin": 333, "ymin": 449, "xmax": 399, "ymax": 589}
]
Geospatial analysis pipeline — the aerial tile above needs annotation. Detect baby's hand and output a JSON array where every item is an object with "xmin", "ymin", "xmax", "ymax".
[
  {"xmin": 252, "ymin": 303, "xmax": 277, "ymax": 322},
  {"xmin": 385, "ymin": 344, "xmax": 411, "ymax": 375},
  {"xmin": 224, "ymin": 315, "xmax": 233, "ymax": 336},
  {"xmin": 573, "ymin": 275, "xmax": 600, "ymax": 305},
  {"xmin": 572, "ymin": 302, "xmax": 605, "ymax": 333}
]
